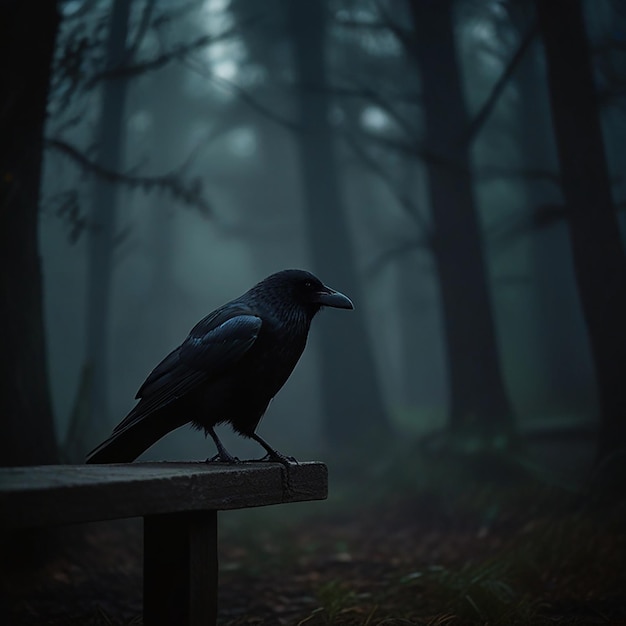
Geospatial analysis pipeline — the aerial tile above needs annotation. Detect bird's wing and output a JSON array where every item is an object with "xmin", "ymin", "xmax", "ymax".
[
  {"xmin": 113, "ymin": 306, "xmax": 262, "ymax": 433},
  {"xmin": 179, "ymin": 311, "xmax": 262, "ymax": 371}
]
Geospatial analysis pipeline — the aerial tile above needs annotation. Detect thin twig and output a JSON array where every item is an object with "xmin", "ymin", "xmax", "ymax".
[
  {"xmin": 46, "ymin": 138, "xmax": 212, "ymax": 214},
  {"xmin": 181, "ymin": 59, "xmax": 300, "ymax": 132},
  {"xmin": 85, "ymin": 30, "xmax": 236, "ymax": 88}
]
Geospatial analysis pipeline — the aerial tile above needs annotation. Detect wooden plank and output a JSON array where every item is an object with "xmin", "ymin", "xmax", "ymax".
[
  {"xmin": 143, "ymin": 510, "xmax": 218, "ymax": 626},
  {"xmin": 0, "ymin": 462, "xmax": 327, "ymax": 529}
]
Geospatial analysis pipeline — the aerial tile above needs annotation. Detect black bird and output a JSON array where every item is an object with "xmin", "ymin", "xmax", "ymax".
[{"xmin": 86, "ymin": 269, "xmax": 353, "ymax": 464}]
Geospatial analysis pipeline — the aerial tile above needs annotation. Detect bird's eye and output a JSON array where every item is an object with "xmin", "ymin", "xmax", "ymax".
[{"xmin": 304, "ymin": 280, "xmax": 313, "ymax": 289}]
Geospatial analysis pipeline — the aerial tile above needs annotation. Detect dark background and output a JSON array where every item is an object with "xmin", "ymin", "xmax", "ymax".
[{"xmin": 1, "ymin": 0, "xmax": 625, "ymax": 623}]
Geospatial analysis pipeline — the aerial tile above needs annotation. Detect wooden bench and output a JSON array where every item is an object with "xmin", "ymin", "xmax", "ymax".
[{"xmin": 0, "ymin": 461, "xmax": 327, "ymax": 625}]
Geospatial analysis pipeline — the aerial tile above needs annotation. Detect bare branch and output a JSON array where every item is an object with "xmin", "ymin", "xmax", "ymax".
[
  {"xmin": 85, "ymin": 10, "xmax": 265, "ymax": 88},
  {"xmin": 376, "ymin": 1, "xmax": 415, "ymax": 59},
  {"xmin": 126, "ymin": 0, "xmax": 157, "ymax": 59},
  {"xmin": 46, "ymin": 138, "xmax": 212, "ymax": 215},
  {"xmin": 61, "ymin": 0, "xmax": 101, "ymax": 21},
  {"xmin": 47, "ymin": 190, "xmax": 86, "ymax": 244},
  {"xmin": 211, "ymin": 75, "xmax": 300, "ymax": 132},
  {"xmin": 85, "ymin": 31, "xmax": 229, "ymax": 87},
  {"xmin": 181, "ymin": 59, "xmax": 300, "ymax": 132},
  {"xmin": 339, "ymin": 75, "xmax": 418, "ymax": 138},
  {"xmin": 49, "ymin": 108, "xmax": 90, "ymax": 136},
  {"xmin": 465, "ymin": 19, "xmax": 538, "ymax": 145},
  {"xmin": 151, "ymin": 1, "xmax": 204, "ymax": 29},
  {"xmin": 362, "ymin": 129, "xmax": 471, "ymax": 179}
]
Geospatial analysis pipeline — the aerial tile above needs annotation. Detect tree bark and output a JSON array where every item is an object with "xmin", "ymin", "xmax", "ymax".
[
  {"xmin": 0, "ymin": 0, "xmax": 60, "ymax": 465},
  {"xmin": 287, "ymin": 0, "xmax": 390, "ymax": 446},
  {"xmin": 536, "ymin": 0, "xmax": 626, "ymax": 466},
  {"xmin": 409, "ymin": 0, "xmax": 515, "ymax": 442}
]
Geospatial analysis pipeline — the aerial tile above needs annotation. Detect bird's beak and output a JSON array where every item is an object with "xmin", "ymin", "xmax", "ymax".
[{"xmin": 314, "ymin": 285, "xmax": 354, "ymax": 310}]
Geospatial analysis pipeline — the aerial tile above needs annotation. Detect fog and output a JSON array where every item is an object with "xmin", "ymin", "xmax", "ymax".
[{"xmin": 34, "ymin": 0, "xmax": 625, "ymax": 470}]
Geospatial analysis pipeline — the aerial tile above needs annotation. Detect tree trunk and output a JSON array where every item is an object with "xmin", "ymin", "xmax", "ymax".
[
  {"xmin": 287, "ymin": 0, "xmax": 390, "ymax": 446},
  {"xmin": 409, "ymin": 0, "xmax": 515, "ymax": 443},
  {"xmin": 395, "ymin": 161, "xmax": 446, "ymax": 414},
  {"xmin": 536, "ymin": 0, "xmax": 626, "ymax": 467},
  {"xmin": 81, "ymin": 0, "xmax": 131, "ymax": 452},
  {"xmin": 0, "ymin": 1, "xmax": 60, "ymax": 465},
  {"xmin": 512, "ymin": 5, "xmax": 594, "ymax": 418}
]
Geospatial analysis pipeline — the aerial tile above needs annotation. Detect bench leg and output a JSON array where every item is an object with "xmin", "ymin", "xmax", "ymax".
[{"xmin": 143, "ymin": 510, "xmax": 218, "ymax": 626}]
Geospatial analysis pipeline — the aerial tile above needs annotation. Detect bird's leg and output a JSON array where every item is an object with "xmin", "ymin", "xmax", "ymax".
[
  {"xmin": 250, "ymin": 433, "xmax": 297, "ymax": 498},
  {"xmin": 250, "ymin": 433, "xmax": 297, "ymax": 465},
  {"xmin": 205, "ymin": 427, "xmax": 239, "ymax": 463}
]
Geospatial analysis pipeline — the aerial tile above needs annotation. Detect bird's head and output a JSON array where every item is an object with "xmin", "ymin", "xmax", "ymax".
[{"xmin": 252, "ymin": 269, "xmax": 354, "ymax": 318}]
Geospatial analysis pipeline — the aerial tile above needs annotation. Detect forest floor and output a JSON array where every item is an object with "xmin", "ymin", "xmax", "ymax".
[{"xmin": 1, "ymin": 443, "xmax": 625, "ymax": 625}]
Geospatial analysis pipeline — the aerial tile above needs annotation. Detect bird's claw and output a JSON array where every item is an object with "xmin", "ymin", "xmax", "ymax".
[
  {"xmin": 263, "ymin": 452, "xmax": 298, "ymax": 465},
  {"xmin": 205, "ymin": 453, "xmax": 240, "ymax": 464}
]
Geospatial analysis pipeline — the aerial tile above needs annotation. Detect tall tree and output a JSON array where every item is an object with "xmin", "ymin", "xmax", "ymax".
[
  {"xmin": 0, "ymin": 0, "xmax": 60, "ymax": 465},
  {"xmin": 536, "ymin": 0, "xmax": 626, "ymax": 468},
  {"xmin": 287, "ymin": 0, "xmax": 390, "ymax": 446},
  {"xmin": 81, "ymin": 0, "xmax": 131, "ymax": 450},
  {"xmin": 508, "ymin": 3, "xmax": 590, "ymax": 416},
  {"xmin": 408, "ymin": 0, "xmax": 515, "ymax": 443}
]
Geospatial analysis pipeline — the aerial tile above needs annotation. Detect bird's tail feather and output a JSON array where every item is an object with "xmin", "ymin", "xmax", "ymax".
[{"xmin": 85, "ymin": 409, "xmax": 187, "ymax": 464}]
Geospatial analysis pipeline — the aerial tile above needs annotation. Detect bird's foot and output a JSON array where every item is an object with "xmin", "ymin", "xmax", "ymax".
[
  {"xmin": 256, "ymin": 451, "xmax": 298, "ymax": 465},
  {"xmin": 206, "ymin": 452, "xmax": 240, "ymax": 464}
]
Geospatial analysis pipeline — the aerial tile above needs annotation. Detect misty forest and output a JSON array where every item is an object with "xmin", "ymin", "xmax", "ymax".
[{"xmin": 1, "ymin": 0, "xmax": 626, "ymax": 623}]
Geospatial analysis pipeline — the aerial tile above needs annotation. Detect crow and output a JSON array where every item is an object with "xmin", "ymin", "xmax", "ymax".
[{"xmin": 86, "ymin": 269, "xmax": 353, "ymax": 464}]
